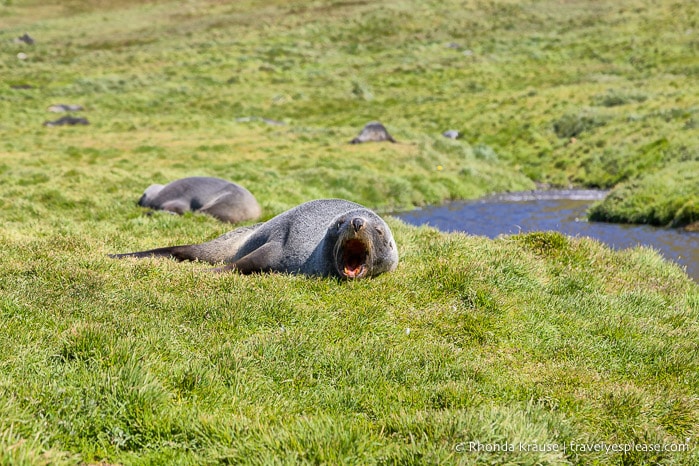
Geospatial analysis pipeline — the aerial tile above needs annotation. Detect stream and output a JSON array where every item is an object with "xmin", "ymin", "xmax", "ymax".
[{"xmin": 394, "ymin": 190, "xmax": 699, "ymax": 282}]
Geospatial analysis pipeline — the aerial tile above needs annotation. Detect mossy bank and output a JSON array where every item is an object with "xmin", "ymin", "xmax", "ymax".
[
  {"xmin": 589, "ymin": 161, "xmax": 699, "ymax": 229},
  {"xmin": 1, "ymin": 0, "xmax": 698, "ymax": 464}
]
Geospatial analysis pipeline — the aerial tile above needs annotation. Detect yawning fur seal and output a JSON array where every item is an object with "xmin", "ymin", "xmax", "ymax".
[{"xmin": 111, "ymin": 199, "xmax": 399, "ymax": 279}]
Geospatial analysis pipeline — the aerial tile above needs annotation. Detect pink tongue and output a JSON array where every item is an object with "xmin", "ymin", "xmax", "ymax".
[{"xmin": 344, "ymin": 266, "xmax": 360, "ymax": 277}]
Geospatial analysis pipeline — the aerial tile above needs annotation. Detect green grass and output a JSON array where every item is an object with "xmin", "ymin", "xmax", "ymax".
[
  {"xmin": 589, "ymin": 161, "xmax": 699, "ymax": 227},
  {"xmin": 2, "ymin": 0, "xmax": 697, "ymax": 217},
  {"xmin": 1, "ymin": 0, "xmax": 698, "ymax": 464},
  {"xmin": 2, "ymin": 227, "xmax": 698, "ymax": 464}
]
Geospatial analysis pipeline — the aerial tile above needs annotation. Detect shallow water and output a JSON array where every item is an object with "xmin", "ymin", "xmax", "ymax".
[{"xmin": 394, "ymin": 190, "xmax": 699, "ymax": 282}]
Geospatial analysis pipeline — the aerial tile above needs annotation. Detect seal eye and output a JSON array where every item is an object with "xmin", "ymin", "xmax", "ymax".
[{"xmin": 375, "ymin": 227, "xmax": 384, "ymax": 236}]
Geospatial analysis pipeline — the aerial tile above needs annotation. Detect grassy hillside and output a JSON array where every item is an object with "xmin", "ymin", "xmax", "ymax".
[
  {"xmin": 2, "ymin": 0, "xmax": 697, "ymax": 220},
  {"xmin": 1, "ymin": 0, "xmax": 698, "ymax": 464}
]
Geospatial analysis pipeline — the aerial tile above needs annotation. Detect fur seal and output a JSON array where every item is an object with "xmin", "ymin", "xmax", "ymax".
[
  {"xmin": 47, "ymin": 104, "xmax": 85, "ymax": 113},
  {"xmin": 43, "ymin": 116, "xmax": 89, "ymax": 127},
  {"xmin": 350, "ymin": 122, "xmax": 397, "ymax": 144},
  {"xmin": 137, "ymin": 176, "xmax": 261, "ymax": 224},
  {"xmin": 14, "ymin": 33, "xmax": 34, "ymax": 45},
  {"xmin": 111, "ymin": 199, "xmax": 399, "ymax": 279}
]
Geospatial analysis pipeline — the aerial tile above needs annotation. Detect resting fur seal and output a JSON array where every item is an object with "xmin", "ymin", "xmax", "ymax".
[
  {"xmin": 43, "ymin": 116, "xmax": 89, "ymax": 126},
  {"xmin": 47, "ymin": 104, "xmax": 85, "ymax": 113},
  {"xmin": 15, "ymin": 33, "xmax": 34, "ymax": 45},
  {"xmin": 350, "ymin": 122, "xmax": 397, "ymax": 144},
  {"xmin": 112, "ymin": 199, "xmax": 399, "ymax": 279},
  {"xmin": 138, "ymin": 176, "xmax": 261, "ymax": 224}
]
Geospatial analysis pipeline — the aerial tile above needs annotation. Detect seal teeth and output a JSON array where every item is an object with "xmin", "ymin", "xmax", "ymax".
[{"xmin": 342, "ymin": 238, "xmax": 368, "ymax": 278}]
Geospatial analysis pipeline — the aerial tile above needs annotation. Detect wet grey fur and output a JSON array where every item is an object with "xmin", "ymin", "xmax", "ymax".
[
  {"xmin": 138, "ymin": 176, "xmax": 261, "ymax": 224},
  {"xmin": 112, "ymin": 199, "xmax": 399, "ymax": 279},
  {"xmin": 350, "ymin": 122, "xmax": 397, "ymax": 144}
]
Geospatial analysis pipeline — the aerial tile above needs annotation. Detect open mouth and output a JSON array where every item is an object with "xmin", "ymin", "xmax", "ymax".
[{"xmin": 341, "ymin": 239, "xmax": 369, "ymax": 278}]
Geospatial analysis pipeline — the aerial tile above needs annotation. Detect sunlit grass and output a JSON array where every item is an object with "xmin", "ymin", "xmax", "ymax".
[{"xmin": 1, "ymin": 0, "xmax": 698, "ymax": 464}]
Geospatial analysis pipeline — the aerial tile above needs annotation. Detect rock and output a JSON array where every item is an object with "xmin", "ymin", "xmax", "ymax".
[{"xmin": 350, "ymin": 122, "xmax": 396, "ymax": 144}]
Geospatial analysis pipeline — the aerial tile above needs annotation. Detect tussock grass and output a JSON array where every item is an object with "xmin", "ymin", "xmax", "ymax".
[
  {"xmin": 1, "ymin": 225, "xmax": 698, "ymax": 464},
  {"xmin": 1, "ymin": 0, "xmax": 698, "ymax": 464},
  {"xmin": 589, "ymin": 161, "xmax": 699, "ymax": 227}
]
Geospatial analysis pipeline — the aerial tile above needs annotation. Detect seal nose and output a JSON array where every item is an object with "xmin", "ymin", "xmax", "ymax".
[{"xmin": 352, "ymin": 217, "xmax": 365, "ymax": 233}]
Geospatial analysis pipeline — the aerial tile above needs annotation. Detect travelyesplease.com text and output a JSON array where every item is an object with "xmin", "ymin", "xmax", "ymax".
[{"xmin": 455, "ymin": 439, "xmax": 692, "ymax": 454}]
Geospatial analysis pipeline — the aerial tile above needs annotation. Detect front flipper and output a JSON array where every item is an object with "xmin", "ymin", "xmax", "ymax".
[
  {"xmin": 212, "ymin": 242, "xmax": 280, "ymax": 274},
  {"xmin": 159, "ymin": 200, "xmax": 189, "ymax": 215}
]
